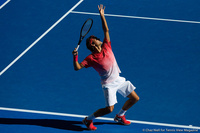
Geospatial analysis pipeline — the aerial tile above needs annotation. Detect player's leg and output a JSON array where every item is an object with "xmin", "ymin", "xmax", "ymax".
[
  {"xmin": 114, "ymin": 90, "xmax": 139, "ymax": 125},
  {"xmin": 83, "ymin": 85, "xmax": 116, "ymax": 130},
  {"xmin": 83, "ymin": 80, "xmax": 117, "ymax": 130},
  {"xmin": 114, "ymin": 78, "xmax": 139, "ymax": 125},
  {"xmin": 93, "ymin": 105, "xmax": 114, "ymax": 117},
  {"xmin": 122, "ymin": 90, "xmax": 139, "ymax": 111}
]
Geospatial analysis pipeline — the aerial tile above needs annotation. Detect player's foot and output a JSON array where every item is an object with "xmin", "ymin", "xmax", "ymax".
[
  {"xmin": 82, "ymin": 117, "xmax": 97, "ymax": 131},
  {"xmin": 114, "ymin": 114, "xmax": 131, "ymax": 125}
]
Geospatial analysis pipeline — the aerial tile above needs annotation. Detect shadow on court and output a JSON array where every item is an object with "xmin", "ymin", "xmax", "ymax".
[
  {"xmin": 0, "ymin": 118, "xmax": 120, "ymax": 131},
  {"xmin": 0, "ymin": 118, "xmax": 86, "ymax": 131}
]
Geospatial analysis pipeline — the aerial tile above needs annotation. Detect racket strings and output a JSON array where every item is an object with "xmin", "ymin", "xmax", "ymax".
[{"xmin": 81, "ymin": 20, "xmax": 93, "ymax": 37}]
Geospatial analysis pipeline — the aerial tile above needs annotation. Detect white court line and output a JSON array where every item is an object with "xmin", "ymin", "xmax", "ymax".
[
  {"xmin": 0, "ymin": 0, "xmax": 84, "ymax": 76},
  {"xmin": 0, "ymin": 107, "xmax": 200, "ymax": 130},
  {"xmin": 71, "ymin": 11, "xmax": 200, "ymax": 24},
  {"xmin": 0, "ymin": 0, "xmax": 10, "ymax": 9}
]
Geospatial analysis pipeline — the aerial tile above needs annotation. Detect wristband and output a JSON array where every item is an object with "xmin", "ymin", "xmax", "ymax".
[{"xmin": 73, "ymin": 55, "xmax": 78, "ymax": 62}]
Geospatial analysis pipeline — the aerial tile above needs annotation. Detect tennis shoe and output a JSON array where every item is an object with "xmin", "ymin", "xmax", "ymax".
[
  {"xmin": 82, "ymin": 117, "xmax": 97, "ymax": 131},
  {"xmin": 114, "ymin": 115, "xmax": 131, "ymax": 125}
]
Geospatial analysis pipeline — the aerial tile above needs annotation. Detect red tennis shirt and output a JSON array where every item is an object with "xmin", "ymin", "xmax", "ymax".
[{"xmin": 81, "ymin": 38, "xmax": 121, "ymax": 84}]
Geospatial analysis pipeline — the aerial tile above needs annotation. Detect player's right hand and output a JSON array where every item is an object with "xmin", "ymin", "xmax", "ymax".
[{"xmin": 72, "ymin": 48, "xmax": 78, "ymax": 55}]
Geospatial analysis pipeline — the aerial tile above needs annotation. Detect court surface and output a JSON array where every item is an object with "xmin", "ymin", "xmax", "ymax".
[{"xmin": 1, "ymin": 0, "xmax": 200, "ymax": 132}]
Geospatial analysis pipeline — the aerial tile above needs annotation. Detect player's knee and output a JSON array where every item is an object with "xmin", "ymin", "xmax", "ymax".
[
  {"xmin": 135, "ymin": 96, "xmax": 140, "ymax": 102},
  {"xmin": 130, "ymin": 95, "xmax": 140, "ymax": 103},
  {"xmin": 106, "ymin": 106, "xmax": 114, "ymax": 113},
  {"xmin": 128, "ymin": 90, "xmax": 140, "ymax": 103}
]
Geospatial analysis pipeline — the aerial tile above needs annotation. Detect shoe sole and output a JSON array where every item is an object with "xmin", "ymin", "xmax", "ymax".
[{"xmin": 114, "ymin": 118, "xmax": 131, "ymax": 125}]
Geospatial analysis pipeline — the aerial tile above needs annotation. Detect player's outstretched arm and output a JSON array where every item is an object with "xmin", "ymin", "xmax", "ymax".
[
  {"xmin": 72, "ymin": 48, "xmax": 84, "ymax": 71},
  {"xmin": 98, "ymin": 4, "xmax": 110, "ymax": 42}
]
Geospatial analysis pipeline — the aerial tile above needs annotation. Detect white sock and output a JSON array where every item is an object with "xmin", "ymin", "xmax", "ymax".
[
  {"xmin": 87, "ymin": 114, "xmax": 95, "ymax": 120},
  {"xmin": 117, "ymin": 109, "xmax": 127, "ymax": 116}
]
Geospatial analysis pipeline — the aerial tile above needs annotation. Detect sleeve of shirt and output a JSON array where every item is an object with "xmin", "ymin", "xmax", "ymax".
[
  {"xmin": 103, "ymin": 38, "xmax": 111, "ymax": 49},
  {"xmin": 81, "ymin": 55, "xmax": 92, "ymax": 68}
]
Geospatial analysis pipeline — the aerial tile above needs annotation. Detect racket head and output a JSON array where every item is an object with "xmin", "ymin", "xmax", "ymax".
[{"xmin": 80, "ymin": 18, "xmax": 93, "ymax": 38}]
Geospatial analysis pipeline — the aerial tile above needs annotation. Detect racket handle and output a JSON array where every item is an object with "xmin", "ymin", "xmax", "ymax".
[{"xmin": 76, "ymin": 45, "xmax": 80, "ymax": 51}]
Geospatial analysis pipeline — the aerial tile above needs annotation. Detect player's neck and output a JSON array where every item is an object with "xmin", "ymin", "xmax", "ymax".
[{"xmin": 94, "ymin": 46, "xmax": 102, "ymax": 53}]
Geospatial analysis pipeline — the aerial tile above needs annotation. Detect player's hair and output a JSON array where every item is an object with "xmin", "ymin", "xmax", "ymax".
[{"xmin": 86, "ymin": 35, "xmax": 100, "ymax": 52}]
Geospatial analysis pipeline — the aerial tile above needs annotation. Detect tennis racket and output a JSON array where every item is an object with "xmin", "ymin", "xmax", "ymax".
[{"xmin": 76, "ymin": 18, "xmax": 93, "ymax": 51}]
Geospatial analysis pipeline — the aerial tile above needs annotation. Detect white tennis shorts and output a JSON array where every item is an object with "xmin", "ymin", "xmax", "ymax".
[{"xmin": 102, "ymin": 76, "xmax": 136, "ymax": 107}]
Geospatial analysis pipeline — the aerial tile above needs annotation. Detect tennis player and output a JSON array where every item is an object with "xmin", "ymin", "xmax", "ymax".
[{"xmin": 72, "ymin": 4, "xmax": 139, "ymax": 131}]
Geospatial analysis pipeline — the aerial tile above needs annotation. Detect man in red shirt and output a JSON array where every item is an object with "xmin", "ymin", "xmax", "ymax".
[{"xmin": 72, "ymin": 4, "xmax": 139, "ymax": 131}]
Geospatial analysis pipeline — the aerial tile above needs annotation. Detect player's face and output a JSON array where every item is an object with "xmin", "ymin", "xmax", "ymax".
[{"xmin": 91, "ymin": 38, "xmax": 102, "ymax": 47}]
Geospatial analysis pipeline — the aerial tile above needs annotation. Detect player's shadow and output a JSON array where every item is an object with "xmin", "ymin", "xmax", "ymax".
[
  {"xmin": 0, "ymin": 118, "xmax": 86, "ymax": 131},
  {"xmin": 0, "ymin": 118, "xmax": 120, "ymax": 131}
]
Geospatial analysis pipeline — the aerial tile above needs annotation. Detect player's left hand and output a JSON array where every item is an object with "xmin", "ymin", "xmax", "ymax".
[{"xmin": 98, "ymin": 4, "xmax": 105, "ymax": 16}]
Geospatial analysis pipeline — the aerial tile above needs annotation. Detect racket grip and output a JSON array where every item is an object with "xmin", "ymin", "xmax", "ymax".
[{"xmin": 76, "ymin": 45, "xmax": 80, "ymax": 51}]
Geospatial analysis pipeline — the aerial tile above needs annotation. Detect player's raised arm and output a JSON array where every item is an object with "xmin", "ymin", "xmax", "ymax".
[
  {"xmin": 98, "ymin": 4, "xmax": 110, "ymax": 42},
  {"xmin": 72, "ymin": 48, "xmax": 84, "ymax": 71}
]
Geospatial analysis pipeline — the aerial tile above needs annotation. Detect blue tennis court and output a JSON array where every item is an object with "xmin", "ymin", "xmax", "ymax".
[
  {"xmin": 1, "ymin": 0, "xmax": 200, "ymax": 132},
  {"xmin": 1, "ymin": 107, "xmax": 199, "ymax": 133}
]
